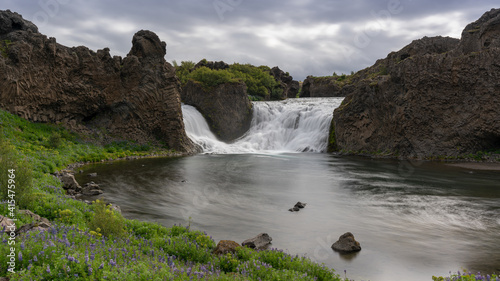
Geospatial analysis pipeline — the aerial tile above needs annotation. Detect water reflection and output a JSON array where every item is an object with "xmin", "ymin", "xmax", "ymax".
[{"xmin": 77, "ymin": 154, "xmax": 500, "ymax": 281}]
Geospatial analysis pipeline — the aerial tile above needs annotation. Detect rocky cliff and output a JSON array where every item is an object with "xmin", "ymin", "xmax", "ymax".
[
  {"xmin": 0, "ymin": 10, "xmax": 196, "ymax": 153},
  {"xmin": 300, "ymin": 76, "xmax": 346, "ymax": 97},
  {"xmin": 269, "ymin": 66, "xmax": 300, "ymax": 99},
  {"xmin": 182, "ymin": 80, "xmax": 253, "ymax": 142},
  {"xmin": 332, "ymin": 9, "xmax": 500, "ymax": 158}
]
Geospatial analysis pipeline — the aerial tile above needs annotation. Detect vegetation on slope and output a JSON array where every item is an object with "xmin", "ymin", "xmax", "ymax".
[
  {"xmin": 173, "ymin": 60, "xmax": 283, "ymax": 101},
  {"xmin": 0, "ymin": 109, "xmax": 345, "ymax": 280}
]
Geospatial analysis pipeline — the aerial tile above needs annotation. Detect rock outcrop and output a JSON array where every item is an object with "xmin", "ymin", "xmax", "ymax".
[
  {"xmin": 182, "ymin": 80, "xmax": 253, "ymax": 142},
  {"xmin": 0, "ymin": 10, "xmax": 196, "ymax": 153},
  {"xmin": 300, "ymin": 76, "xmax": 346, "ymax": 97},
  {"xmin": 269, "ymin": 66, "xmax": 300, "ymax": 98},
  {"xmin": 195, "ymin": 59, "xmax": 229, "ymax": 70},
  {"xmin": 331, "ymin": 9, "xmax": 500, "ymax": 158},
  {"xmin": 331, "ymin": 232, "xmax": 361, "ymax": 253},
  {"xmin": 288, "ymin": 201, "xmax": 307, "ymax": 212},
  {"xmin": 213, "ymin": 240, "xmax": 241, "ymax": 255},
  {"xmin": 241, "ymin": 233, "xmax": 272, "ymax": 250}
]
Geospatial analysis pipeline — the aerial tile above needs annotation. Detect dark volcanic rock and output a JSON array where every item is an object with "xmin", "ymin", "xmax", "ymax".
[
  {"xmin": 81, "ymin": 182, "xmax": 103, "ymax": 196},
  {"xmin": 213, "ymin": 240, "xmax": 241, "ymax": 255},
  {"xmin": 15, "ymin": 221, "xmax": 51, "ymax": 236},
  {"xmin": 0, "ymin": 10, "xmax": 196, "ymax": 153},
  {"xmin": 60, "ymin": 172, "xmax": 81, "ymax": 192},
  {"xmin": 300, "ymin": 76, "xmax": 345, "ymax": 97},
  {"xmin": 242, "ymin": 233, "xmax": 272, "ymax": 250},
  {"xmin": 182, "ymin": 80, "xmax": 253, "ymax": 142},
  {"xmin": 269, "ymin": 66, "xmax": 300, "ymax": 99},
  {"xmin": 331, "ymin": 232, "xmax": 361, "ymax": 253},
  {"xmin": 294, "ymin": 202, "xmax": 306, "ymax": 209},
  {"xmin": 332, "ymin": 9, "xmax": 500, "ymax": 158},
  {"xmin": 195, "ymin": 59, "xmax": 229, "ymax": 70}
]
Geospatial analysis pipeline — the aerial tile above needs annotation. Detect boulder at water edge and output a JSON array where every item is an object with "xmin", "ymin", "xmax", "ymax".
[
  {"xmin": 213, "ymin": 240, "xmax": 241, "ymax": 255},
  {"xmin": 331, "ymin": 232, "xmax": 361, "ymax": 253},
  {"xmin": 242, "ymin": 233, "xmax": 272, "ymax": 250}
]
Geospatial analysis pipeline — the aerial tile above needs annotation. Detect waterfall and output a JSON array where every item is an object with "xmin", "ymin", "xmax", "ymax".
[{"xmin": 182, "ymin": 97, "xmax": 343, "ymax": 154}]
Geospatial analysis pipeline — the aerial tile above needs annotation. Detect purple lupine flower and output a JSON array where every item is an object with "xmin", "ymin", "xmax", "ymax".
[
  {"xmin": 98, "ymin": 262, "xmax": 104, "ymax": 270},
  {"xmin": 46, "ymin": 265, "xmax": 51, "ymax": 273},
  {"xmin": 33, "ymin": 255, "xmax": 38, "ymax": 262},
  {"xmin": 68, "ymin": 256, "xmax": 75, "ymax": 262},
  {"xmin": 18, "ymin": 251, "xmax": 22, "ymax": 262}
]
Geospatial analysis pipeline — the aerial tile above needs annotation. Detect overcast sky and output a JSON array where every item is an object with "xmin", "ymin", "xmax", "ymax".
[{"xmin": 2, "ymin": 0, "xmax": 498, "ymax": 80}]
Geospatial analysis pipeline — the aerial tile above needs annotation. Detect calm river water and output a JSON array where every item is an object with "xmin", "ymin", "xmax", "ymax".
[{"xmin": 77, "ymin": 153, "xmax": 500, "ymax": 281}]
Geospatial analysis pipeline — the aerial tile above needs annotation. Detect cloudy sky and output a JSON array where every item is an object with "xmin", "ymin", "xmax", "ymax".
[{"xmin": 2, "ymin": 0, "xmax": 498, "ymax": 80}]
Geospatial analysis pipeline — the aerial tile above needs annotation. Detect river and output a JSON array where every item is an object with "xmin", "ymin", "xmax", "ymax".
[{"xmin": 77, "ymin": 98, "xmax": 500, "ymax": 281}]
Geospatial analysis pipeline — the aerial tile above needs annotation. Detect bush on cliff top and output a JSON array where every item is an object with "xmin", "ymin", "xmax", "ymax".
[{"xmin": 174, "ymin": 60, "xmax": 283, "ymax": 100}]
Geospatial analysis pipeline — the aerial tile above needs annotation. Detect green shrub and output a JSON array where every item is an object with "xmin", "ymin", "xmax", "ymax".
[
  {"xmin": 47, "ymin": 132, "xmax": 62, "ymax": 149},
  {"xmin": 0, "ymin": 133, "xmax": 34, "ymax": 209},
  {"xmin": 89, "ymin": 199, "xmax": 126, "ymax": 238}
]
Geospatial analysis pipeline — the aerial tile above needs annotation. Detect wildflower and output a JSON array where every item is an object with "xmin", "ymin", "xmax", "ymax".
[
  {"xmin": 34, "ymin": 255, "xmax": 38, "ymax": 262},
  {"xmin": 18, "ymin": 251, "xmax": 22, "ymax": 262},
  {"xmin": 46, "ymin": 265, "xmax": 51, "ymax": 274},
  {"xmin": 98, "ymin": 262, "xmax": 104, "ymax": 270}
]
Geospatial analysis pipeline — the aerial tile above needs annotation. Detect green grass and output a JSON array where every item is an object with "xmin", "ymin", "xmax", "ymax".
[
  {"xmin": 175, "ymin": 60, "xmax": 284, "ymax": 101},
  {"xmin": 0, "ymin": 109, "xmax": 346, "ymax": 280}
]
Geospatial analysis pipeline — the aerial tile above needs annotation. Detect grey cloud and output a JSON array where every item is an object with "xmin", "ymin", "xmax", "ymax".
[{"xmin": 2, "ymin": 0, "xmax": 499, "ymax": 79}]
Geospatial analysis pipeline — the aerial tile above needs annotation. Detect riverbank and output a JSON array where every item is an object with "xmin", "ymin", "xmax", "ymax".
[
  {"xmin": 447, "ymin": 162, "xmax": 500, "ymax": 171},
  {"xmin": 0, "ymin": 109, "xmax": 344, "ymax": 280}
]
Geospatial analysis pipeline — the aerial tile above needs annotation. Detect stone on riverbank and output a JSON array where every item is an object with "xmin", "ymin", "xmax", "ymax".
[
  {"xmin": 242, "ymin": 233, "xmax": 272, "ymax": 250},
  {"xmin": 213, "ymin": 240, "xmax": 241, "ymax": 255}
]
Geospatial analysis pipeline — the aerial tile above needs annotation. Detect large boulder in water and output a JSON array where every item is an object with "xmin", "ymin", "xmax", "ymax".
[
  {"xmin": 332, "ymin": 9, "xmax": 500, "ymax": 158},
  {"xmin": 182, "ymin": 80, "xmax": 253, "ymax": 142},
  {"xmin": 331, "ymin": 232, "xmax": 361, "ymax": 253}
]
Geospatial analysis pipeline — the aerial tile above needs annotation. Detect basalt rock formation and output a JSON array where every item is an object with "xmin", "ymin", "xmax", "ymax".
[
  {"xmin": 0, "ymin": 10, "xmax": 196, "ymax": 153},
  {"xmin": 182, "ymin": 80, "xmax": 253, "ymax": 142},
  {"xmin": 269, "ymin": 66, "xmax": 300, "ymax": 98},
  {"xmin": 300, "ymin": 76, "xmax": 347, "ymax": 98},
  {"xmin": 331, "ymin": 9, "xmax": 500, "ymax": 158},
  {"xmin": 194, "ymin": 59, "xmax": 229, "ymax": 70}
]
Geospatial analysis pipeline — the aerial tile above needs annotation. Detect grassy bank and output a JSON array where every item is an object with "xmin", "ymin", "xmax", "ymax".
[{"xmin": 0, "ymin": 109, "xmax": 345, "ymax": 280}]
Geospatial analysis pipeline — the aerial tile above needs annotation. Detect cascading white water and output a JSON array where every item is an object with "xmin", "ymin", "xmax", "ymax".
[{"xmin": 182, "ymin": 97, "xmax": 344, "ymax": 154}]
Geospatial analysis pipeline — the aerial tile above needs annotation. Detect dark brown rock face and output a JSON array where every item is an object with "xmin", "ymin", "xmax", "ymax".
[
  {"xmin": 331, "ymin": 232, "xmax": 361, "ymax": 253},
  {"xmin": 332, "ymin": 9, "xmax": 500, "ymax": 158},
  {"xmin": 182, "ymin": 80, "xmax": 253, "ymax": 142},
  {"xmin": 213, "ymin": 240, "xmax": 241, "ymax": 255},
  {"xmin": 269, "ymin": 66, "xmax": 300, "ymax": 99},
  {"xmin": 300, "ymin": 76, "xmax": 345, "ymax": 98},
  {"xmin": 194, "ymin": 59, "xmax": 229, "ymax": 70},
  {"xmin": 0, "ymin": 10, "xmax": 196, "ymax": 153},
  {"xmin": 241, "ymin": 233, "xmax": 272, "ymax": 250}
]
